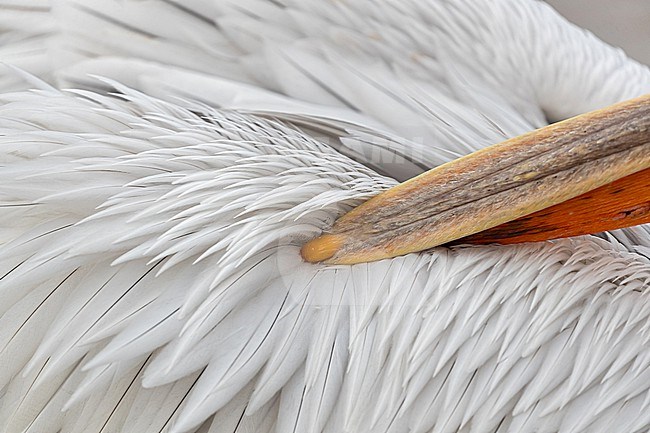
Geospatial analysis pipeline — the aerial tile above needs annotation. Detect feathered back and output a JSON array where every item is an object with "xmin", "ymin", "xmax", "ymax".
[{"xmin": 1, "ymin": 1, "xmax": 650, "ymax": 433}]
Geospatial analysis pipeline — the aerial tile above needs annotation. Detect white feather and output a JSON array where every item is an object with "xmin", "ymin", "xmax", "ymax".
[{"xmin": 1, "ymin": 1, "xmax": 650, "ymax": 433}]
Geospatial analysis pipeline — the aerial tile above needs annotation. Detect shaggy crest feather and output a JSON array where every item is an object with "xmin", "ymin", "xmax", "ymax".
[
  {"xmin": 1, "ymin": 1, "xmax": 650, "ymax": 433},
  {"xmin": 1, "ymin": 87, "xmax": 650, "ymax": 433}
]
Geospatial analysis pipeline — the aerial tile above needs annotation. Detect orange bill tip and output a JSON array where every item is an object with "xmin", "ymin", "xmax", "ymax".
[{"xmin": 301, "ymin": 234, "xmax": 344, "ymax": 263}]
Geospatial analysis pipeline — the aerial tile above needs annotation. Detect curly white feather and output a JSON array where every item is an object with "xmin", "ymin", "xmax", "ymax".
[
  {"xmin": 1, "ymin": 1, "xmax": 650, "ymax": 433},
  {"xmin": 0, "ymin": 86, "xmax": 649, "ymax": 433}
]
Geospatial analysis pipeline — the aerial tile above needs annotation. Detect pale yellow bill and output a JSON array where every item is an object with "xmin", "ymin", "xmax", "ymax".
[{"xmin": 302, "ymin": 94, "xmax": 650, "ymax": 265}]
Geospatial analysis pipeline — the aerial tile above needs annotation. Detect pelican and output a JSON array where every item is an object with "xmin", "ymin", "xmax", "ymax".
[{"xmin": 1, "ymin": 1, "xmax": 650, "ymax": 433}]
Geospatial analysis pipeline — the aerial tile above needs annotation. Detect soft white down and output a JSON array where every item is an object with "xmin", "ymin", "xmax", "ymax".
[{"xmin": 1, "ymin": 1, "xmax": 650, "ymax": 433}]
